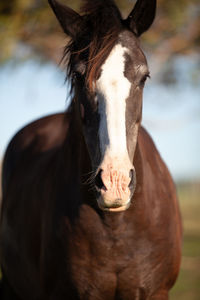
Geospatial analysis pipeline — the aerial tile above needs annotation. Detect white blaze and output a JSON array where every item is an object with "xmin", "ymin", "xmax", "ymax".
[{"xmin": 96, "ymin": 44, "xmax": 131, "ymax": 156}]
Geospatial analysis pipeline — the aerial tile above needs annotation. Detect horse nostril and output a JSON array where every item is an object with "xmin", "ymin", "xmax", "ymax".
[
  {"xmin": 129, "ymin": 169, "xmax": 135, "ymax": 188},
  {"xmin": 95, "ymin": 169, "xmax": 105, "ymax": 190}
]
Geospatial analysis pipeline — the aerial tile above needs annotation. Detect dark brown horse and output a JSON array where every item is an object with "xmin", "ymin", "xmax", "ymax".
[{"xmin": 0, "ymin": 0, "xmax": 182, "ymax": 299}]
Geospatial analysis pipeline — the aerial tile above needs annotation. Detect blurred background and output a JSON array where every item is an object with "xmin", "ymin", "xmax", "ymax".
[{"xmin": 0, "ymin": 0, "xmax": 199, "ymax": 298}]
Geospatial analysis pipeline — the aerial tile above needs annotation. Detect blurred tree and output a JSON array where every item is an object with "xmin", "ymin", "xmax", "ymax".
[{"xmin": 0, "ymin": 0, "xmax": 199, "ymax": 67}]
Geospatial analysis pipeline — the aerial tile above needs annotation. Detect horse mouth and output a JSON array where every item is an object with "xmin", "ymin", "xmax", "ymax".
[{"xmin": 97, "ymin": 198, "xmax": 131, "ymax": 212}]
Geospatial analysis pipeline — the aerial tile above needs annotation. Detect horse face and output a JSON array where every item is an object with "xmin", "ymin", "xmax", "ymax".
[
  {"xmin": 48, "ymin": 0, "xmax": 156, "ymax": 212},
  {"xmin": 80, "ymin": 31, "xmax": 149, "ymax": 212}
]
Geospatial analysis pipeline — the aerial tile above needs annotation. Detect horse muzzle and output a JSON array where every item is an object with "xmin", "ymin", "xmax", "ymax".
[{"xmin": 94, "ymin": 165, "xmax": 136, "ymax": 212}]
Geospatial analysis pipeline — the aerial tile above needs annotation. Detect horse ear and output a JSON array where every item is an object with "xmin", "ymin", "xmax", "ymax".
[
  {"xmin": 124, "ymin": 0, "xmax": 156, "ymax": 36},
  {"xmin": 48, "ymin": 0, "xmax": 82, "ymax": 38}
]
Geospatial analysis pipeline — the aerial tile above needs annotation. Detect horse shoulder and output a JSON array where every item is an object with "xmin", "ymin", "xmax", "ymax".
[
  {"xmin": 136, "ymin": 126, "xmax": 181, "ymax": 225},
  {"xmin": 138, "ymin": 126, "xmax": 175, "ymax": 191},
  {"xmin": 2, "ymin": 113, "xmax": 70, "ymax": 194},
  {"xmin": 135, "ymin": 126, "xmax": 182, "ymax": 289}
]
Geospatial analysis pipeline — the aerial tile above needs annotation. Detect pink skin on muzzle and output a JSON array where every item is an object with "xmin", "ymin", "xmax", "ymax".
[{"xmin": 96, "ymin": 157, "xmax": 134, "ymax": 212}]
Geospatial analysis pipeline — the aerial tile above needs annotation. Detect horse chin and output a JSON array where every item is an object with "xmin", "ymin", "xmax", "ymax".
[{"xmin": 97, "ymin": 197, "xmax": 131, "ymax": 212}]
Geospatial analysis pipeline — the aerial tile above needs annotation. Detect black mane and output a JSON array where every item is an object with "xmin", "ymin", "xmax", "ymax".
[{"xmin": 63, "ymin": 0, "xmax": 123, "ymax": 91}]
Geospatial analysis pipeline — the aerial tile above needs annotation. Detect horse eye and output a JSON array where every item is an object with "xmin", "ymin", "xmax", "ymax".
[{"xmin": 139, "ymin": 74, "xmax": 150, "ymax": 86}]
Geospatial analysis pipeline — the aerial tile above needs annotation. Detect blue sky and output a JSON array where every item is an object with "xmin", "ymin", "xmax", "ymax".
[{"xmin": 0, "ymin": 59, "xmax": 199, "ymax": 181}]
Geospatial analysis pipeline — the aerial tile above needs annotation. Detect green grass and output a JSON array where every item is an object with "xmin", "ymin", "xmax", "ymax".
[{"xmin": 170, "ymin": 182, "xmax": 200, "ymax": 300}]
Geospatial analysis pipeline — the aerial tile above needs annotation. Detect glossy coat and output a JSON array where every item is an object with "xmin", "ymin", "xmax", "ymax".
[
  {"xmin": 0, "ymin": 112, "xmax": 182, "ymax": 299},
  {"xmin": 0, "ymin": 0, "xmax": 182, "ymax": 299}
]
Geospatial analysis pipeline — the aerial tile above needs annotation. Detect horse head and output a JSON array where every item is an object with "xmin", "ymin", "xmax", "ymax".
[{"xmin": 48, "ymin": 0, "xmax": 156, "ymax": 212}]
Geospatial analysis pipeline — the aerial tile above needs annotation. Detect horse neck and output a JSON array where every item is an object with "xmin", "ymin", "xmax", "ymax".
[{"xmin": 61, "ymin": 101, "xmax": 93, "ymax": 196}]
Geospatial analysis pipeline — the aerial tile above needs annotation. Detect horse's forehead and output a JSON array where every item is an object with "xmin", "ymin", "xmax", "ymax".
[
  {"xmin": 119, "ymin": 31, "xmax": 148, "ymax": 65},
  {"xmin": 96, "ymin": 32, "xmax": 144, "ymax": 86},
  {"xmin": 98, "ymin": 31, "xmax": 144, "ymax": 78},
  {"xmin": 99, "ymin": 43, "xmax": 130, "ymax": 81}
]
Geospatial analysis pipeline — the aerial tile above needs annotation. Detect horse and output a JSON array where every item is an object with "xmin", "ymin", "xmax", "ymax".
[{"xmin": 0, "ymin": 0, "xmax": 182, "ymax": 299}]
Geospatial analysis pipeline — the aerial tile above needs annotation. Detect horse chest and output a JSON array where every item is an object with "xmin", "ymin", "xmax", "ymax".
[{"xmin": 62, "ymin": 212, "xmax": 154, "ymax": 300}]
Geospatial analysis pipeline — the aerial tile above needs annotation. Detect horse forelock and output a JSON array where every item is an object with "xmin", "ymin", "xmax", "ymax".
[{"xmin": 62, "ymin": 0, "xmax": 123, "ymax": 93}]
